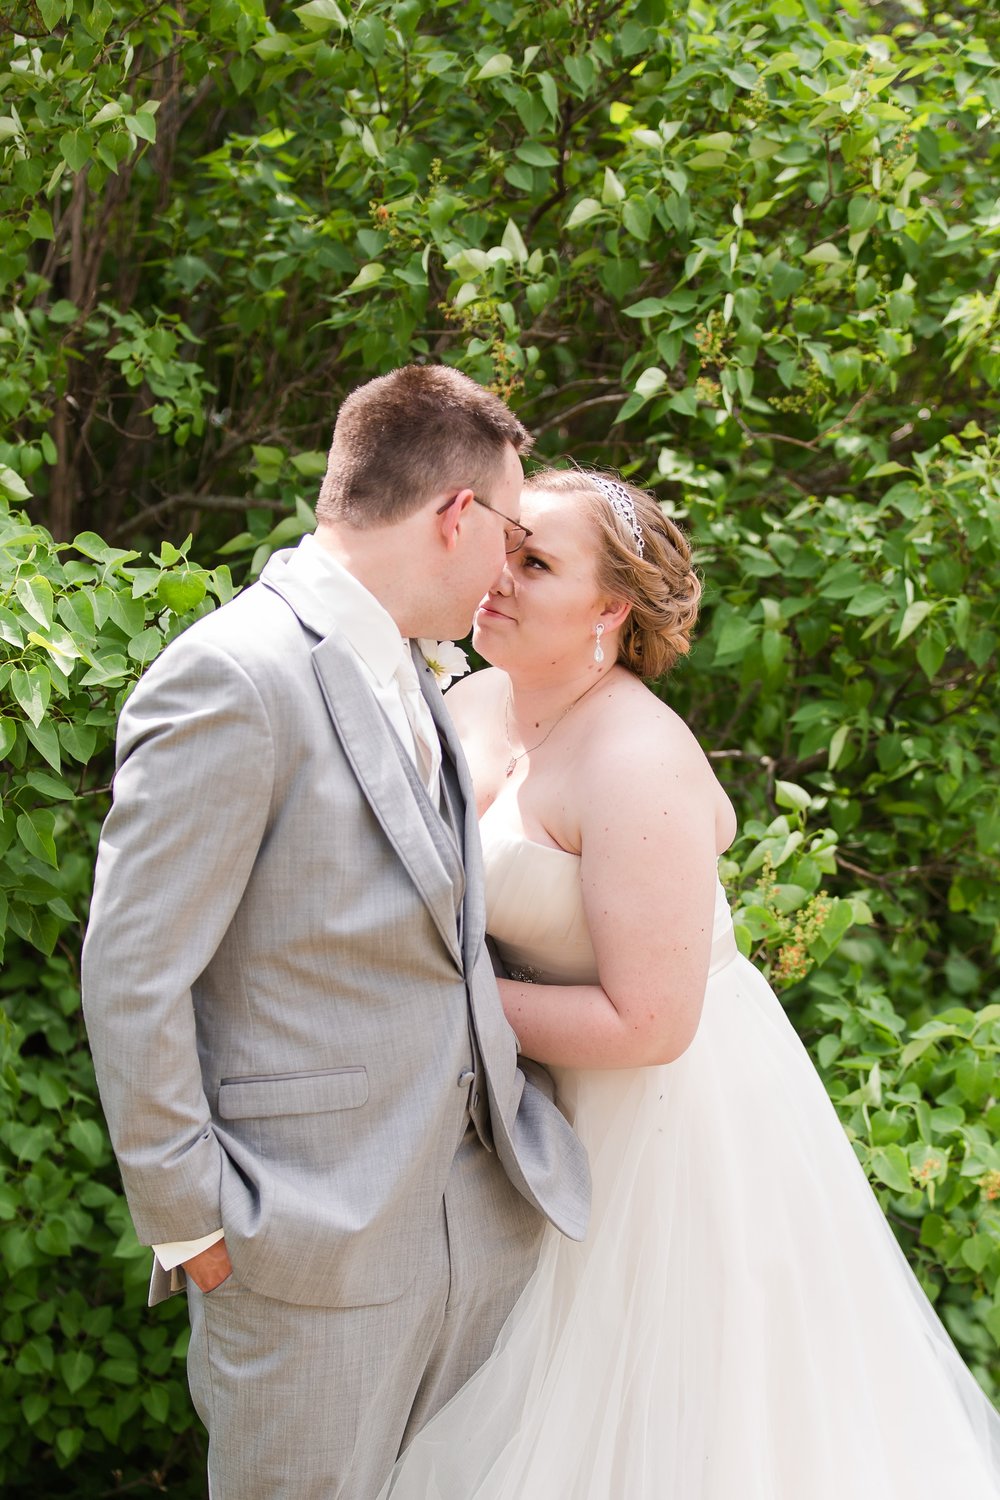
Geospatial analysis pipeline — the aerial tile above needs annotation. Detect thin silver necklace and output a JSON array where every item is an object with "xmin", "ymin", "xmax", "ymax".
[{"xmin": 503, "ymin": 675, "xmax": 606, "ymax": 778}]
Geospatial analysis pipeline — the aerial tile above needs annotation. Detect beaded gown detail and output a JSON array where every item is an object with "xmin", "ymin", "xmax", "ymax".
[{"xmin": 381, "ymin": 810, "xmax": 1000, "ymax": 1499}]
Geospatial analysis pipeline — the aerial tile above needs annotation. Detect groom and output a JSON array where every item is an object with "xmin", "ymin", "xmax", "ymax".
[{"xmin": 81, "ymin": 365, "xmax": 590, "ymax": 1499}]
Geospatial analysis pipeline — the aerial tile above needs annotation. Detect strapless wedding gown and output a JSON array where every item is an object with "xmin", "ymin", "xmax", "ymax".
[{"xmin": 382, "ymin": 818, "xmax": 1000, "ymax": 1499}]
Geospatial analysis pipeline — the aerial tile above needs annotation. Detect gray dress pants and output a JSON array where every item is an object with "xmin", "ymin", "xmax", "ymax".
[{"xmin": 185, "ymin": 1127, "xmax": 544, "ymax": 1500}]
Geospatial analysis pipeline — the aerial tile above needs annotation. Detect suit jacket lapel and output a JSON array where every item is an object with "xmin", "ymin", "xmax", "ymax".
[
  {"xmin": 261, "ymin": 551, "xmax": 464, "ymax": 970},
  {"xmin": 411, "ymin": 646, "xmax": 487, "ymax": 968}
]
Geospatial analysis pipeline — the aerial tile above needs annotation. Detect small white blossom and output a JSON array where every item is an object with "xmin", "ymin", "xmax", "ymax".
[{"xmin": 418, "ymin": 639, "xmax": 470, "ymax": 690}]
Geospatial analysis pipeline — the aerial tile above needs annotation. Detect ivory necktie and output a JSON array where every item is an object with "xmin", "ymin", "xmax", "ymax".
[{"xmin": 394, "ymin": 644, "xmax": 441, "ymax": 803}]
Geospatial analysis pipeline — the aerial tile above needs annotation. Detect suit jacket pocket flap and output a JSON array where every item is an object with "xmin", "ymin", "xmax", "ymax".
[{"xmin": 218, "ymin": 1067, "xmax": 368, "ymax": 1120}]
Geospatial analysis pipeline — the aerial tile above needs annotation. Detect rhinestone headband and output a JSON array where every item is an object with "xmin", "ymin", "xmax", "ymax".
[{"xmin": 591, "ymin": 475, "xmax": 645, "ymax": 558}]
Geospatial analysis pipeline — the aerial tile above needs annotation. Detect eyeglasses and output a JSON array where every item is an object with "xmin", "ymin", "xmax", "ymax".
[{"xmin": 436, "ymin": 494, "xmax": 532, "ymax": 554}]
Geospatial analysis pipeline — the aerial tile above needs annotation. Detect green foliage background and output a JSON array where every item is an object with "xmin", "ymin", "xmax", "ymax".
[{"xmin": 1, "ymin": 0, "xmax": 998, "ymax": 1491}]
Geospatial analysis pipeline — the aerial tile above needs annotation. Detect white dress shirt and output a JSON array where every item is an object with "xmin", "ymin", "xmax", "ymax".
[{"xmin": 153, "ymin": 534, "xmax": 439, "ymax": 1273}]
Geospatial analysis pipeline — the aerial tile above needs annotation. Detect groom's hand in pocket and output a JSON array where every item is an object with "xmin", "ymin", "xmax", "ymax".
[{"xmin": 184, "ymin": 1237, "xmax": 233, "ymax": 1292}]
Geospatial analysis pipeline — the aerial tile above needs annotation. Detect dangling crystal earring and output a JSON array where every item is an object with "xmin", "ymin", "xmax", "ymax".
[{"xmin": 593, "ymin": 622, "xmax": 605, "ymax": 664}]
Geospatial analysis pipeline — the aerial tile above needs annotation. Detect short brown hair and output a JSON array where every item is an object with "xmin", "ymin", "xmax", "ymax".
[
  {"xmin": 316, "ymin": 365, "xmax": 532, "ymax": 526},
  {"xmin": 525, "ymin": 467, "xmax": 701, "ymax": 680}
]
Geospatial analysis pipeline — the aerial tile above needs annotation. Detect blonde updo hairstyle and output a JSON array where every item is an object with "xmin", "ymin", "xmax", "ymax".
[{"xmin": 524, "ymin": 467, "xmax": 701, "ymax": 680}]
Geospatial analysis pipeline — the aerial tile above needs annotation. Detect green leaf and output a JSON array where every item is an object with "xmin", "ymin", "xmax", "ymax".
[
  {"xmin": 694, "ymin": 131, "xmax": 734, "ymax": 153},
  {"xmin": 294, "ymin": 0, "xmax": 348, "ymax": 30},
  {"xmin": 803, "ymin": 242, "xmax": 842, "ymax": 265},
  {"xmin": 515, "ymin": 142, "xmax": 557, "ymax": 167},
  {"xmin": 17, "ymin": 809, "xmax": 58, "ymax": 867},
  {"xmin": 622, "ymin": 199, "xmax": 651, "ymax": 241},
  {"xmin": 15, "ymin": 576, "xmax": 55, "ymax": 629},
  {"xmin": 127, "ymin": 628, "xmax": 164, "ymax": 664},
  {"xmin": 55, "ymin": 1427, "xmax": 85, "ymax": 1463},
  {"xmin": 22, "ymin": 1392, "xmax": 49, "ymax": 1426},
  {"xmin": 602, "ymin": 167, "xmax": 625, "ymax": 205},
  {"xmin": 80, "ymin": 653, "xmax": 130, "ymax": 687},
  {"xmin": 984, "ymin": 1304, "xmax": 1000, "ymax": 1346},
  {"xmin": 71, "ymin": 531, "xmax": 139, "ymax": 565},
  {"xmin": 91, "ymin": 99, "xmax": 123, "ymax": 127},
  {"xmin": 774, "ymin": 780, "xmax": 812, "ymax": 813},
  {"xmin": 0, "ymin": 605, "xmax": 26, "ymax": 645},
  {"xmin": 59, "ymin": 130, "xmax": 91, "ymax": 172},
  {"xmin": 896, "ymin": 600, "xmax": 932, "ymax": 644},
  {"xmin": 475, "ymin": 53, "xmax": 513, "ymax": 81},
  {"xmin": 612, "ymin": 393, "xmax": 645, "ymax": 424},
  {"xmin": 142, "ymin": 1385, "xmax": 171, "ymax": 1422},
  {"xmin": 565, "ymin": 197, "xmax": 603, "ymax": 230},
  {"xmin": 344, "ymin": 262, "xmax": 385, "ymax": 292},
  {"xmin": 24, "ymin": 718, "xmax": 63, "ymax": 773},
  {"xmin": 68, "ymin": 1118, "xmax": 107, "ymax": 1166},
  {"xmin": 623, "ymin": 297, "xmax": 669, "ymax": 319},
  {"xmin": 844, "ymin": 584, "xmax": 892, "ymax": 616},
  {"xmin": 564, "ymin": 53, "xmax": 595, "ymax": 95},
  {"xmin": 59, "ymin": 1350, "xmax": 95, "ymax": 1396},
  {"xmin": 960, "ymin": 1235, "xmax": 995, "ymax": 1274},
  {"xmin": 59, "ymin": 721, "xmax": 98, "ymax": 763},
  {"xmin": 500, "ymin": 218, "xmax": 528, "ymax": 263},
  {"xmin": 538, "ymin": 72, "xmax": 559, "ymax": 121},
  {"xmin": 827, "ymin": 724, "xmax": 850, "ymax": 771},
  {"xmin": 0, "ymin": 465, "xmax": 32, "ymax": 502},
  {"xmin": 955, "ymin": 1052, "xmax": 992, "ymax": 1103},
  {"xmin": 831, "ymin": 347, "xmax": 862, "ymax": 392},
  {"xmin": 230, "ymin": 57, "xmax": 256, "ymax": 94},
  {"xmin": 125, "ymin": 111, "xmax": 156, "ymax": 143},
  {"xmin": 869, "ymin": 1145, "xmax": 912, "ymax": 1194},
  {"xmin": 713, "ymin": 613, "xmax": 757, "ymax": 663},
  {"xmin": 27, "ymin": 208, "xmax": 55, "ymax": 241},
  {"xmin": 290, "ymin": 450, "xmax": 328, "ymax": 477},
  {"xmin": 157, "ymin": 573, "xmax": 208, "ymax": 614},
  {"xmin": 634, "ymin": 367, "xmax": 667, "ymax": 398},
  {"xmin": 11, "ymin": 666, "xmax": 51, "ymax": 727},
  {"xmin": 101, "ymin": 1357, "xmax": 140, "ymax": 1385},
  {"xmin": 848, "ymin": 197, "xmax": 879, "ymax": 232},
  {"xmin": 865, "ymin": 462, "xmax": 909, "ymax": 479},
  {"xmin": 916, "ymin": 632, "xmax": 946, "ymax": 680}
]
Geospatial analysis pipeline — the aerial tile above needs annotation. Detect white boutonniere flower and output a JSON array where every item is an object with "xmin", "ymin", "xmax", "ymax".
[{"xmin": 418, "ymin": 639, "xmax": 471, "ymax": 690}]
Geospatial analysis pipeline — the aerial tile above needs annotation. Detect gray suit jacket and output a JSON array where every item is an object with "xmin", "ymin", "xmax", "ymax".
[{"xmin": 81, "ymin": 543, "xmax": 590, "ymax": 1309}]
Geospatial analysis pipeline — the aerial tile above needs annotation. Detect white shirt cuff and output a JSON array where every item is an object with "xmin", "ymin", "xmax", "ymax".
[{"xmin": 152, "ymin": 1227, "xmax": 224, "ymax": 1272}]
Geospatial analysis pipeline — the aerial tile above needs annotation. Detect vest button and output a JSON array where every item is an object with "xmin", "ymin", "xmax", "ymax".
[{"xmin": 457, "ymin": 1069, "xmax": 474, "ymax": 1088}]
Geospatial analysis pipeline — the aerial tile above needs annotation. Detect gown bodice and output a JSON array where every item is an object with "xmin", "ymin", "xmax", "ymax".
[{"xmin": 480, "ymin": 800, "xmax": 737, "ymax": 988}]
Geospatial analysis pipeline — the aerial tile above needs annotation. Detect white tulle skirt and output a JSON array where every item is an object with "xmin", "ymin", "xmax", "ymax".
[{"xmin": 382, "ymin": 953, "xmax": 1000, "ymax": 1499}]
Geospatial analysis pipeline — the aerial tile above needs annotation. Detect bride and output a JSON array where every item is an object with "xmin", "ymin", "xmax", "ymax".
[{"xmin": 384, "ymin": 467, "xmax": 1000, "ymax": 1498}]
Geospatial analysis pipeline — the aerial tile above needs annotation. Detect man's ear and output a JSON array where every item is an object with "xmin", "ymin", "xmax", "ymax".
[{"xmin": 437, "ymin": 489, "xmax": 475, "ymax": 552}]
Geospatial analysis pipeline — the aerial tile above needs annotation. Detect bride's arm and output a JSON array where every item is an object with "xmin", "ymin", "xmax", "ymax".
[{"xmin": 500, "ymin": 715, "xmax": 722, "ymax": 1069}]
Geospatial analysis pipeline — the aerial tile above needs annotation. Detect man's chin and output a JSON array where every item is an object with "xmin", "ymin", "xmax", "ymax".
[{"xmin": 423, "ymin": 620, "xmax": 473, "ymax": 647}]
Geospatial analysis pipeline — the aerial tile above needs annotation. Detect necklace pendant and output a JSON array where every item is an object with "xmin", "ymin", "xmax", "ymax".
[{"xmin": 505, "ymin": 756, "xmax": 517, "ymax": 777}]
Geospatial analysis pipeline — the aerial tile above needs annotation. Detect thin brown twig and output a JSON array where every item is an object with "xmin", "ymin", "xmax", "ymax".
[
  {"xmin": 531, "ymin": 392, "xmax": 625, "ymax": 437},
  {"xmin": 114, "ymin": 494, "xmax": 287, "ymax": 539},
  {"xmin": 732, "ymin": 386, "xmax": 876, "ymax": 452}
]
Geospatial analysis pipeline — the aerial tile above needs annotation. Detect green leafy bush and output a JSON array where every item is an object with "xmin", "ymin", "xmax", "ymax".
[{"xmin": 0, "ymin": 499, "xmax": 229, "ymax": 1491}]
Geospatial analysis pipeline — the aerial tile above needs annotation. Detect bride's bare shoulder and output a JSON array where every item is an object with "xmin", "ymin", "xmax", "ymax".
[
  {"xmin": 587, "ymin": 673, "xmax": 706, "ymax": 768},
  {"xmin": 581, "ymin": 674, "xmax": 734, "ymax": 825}
]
